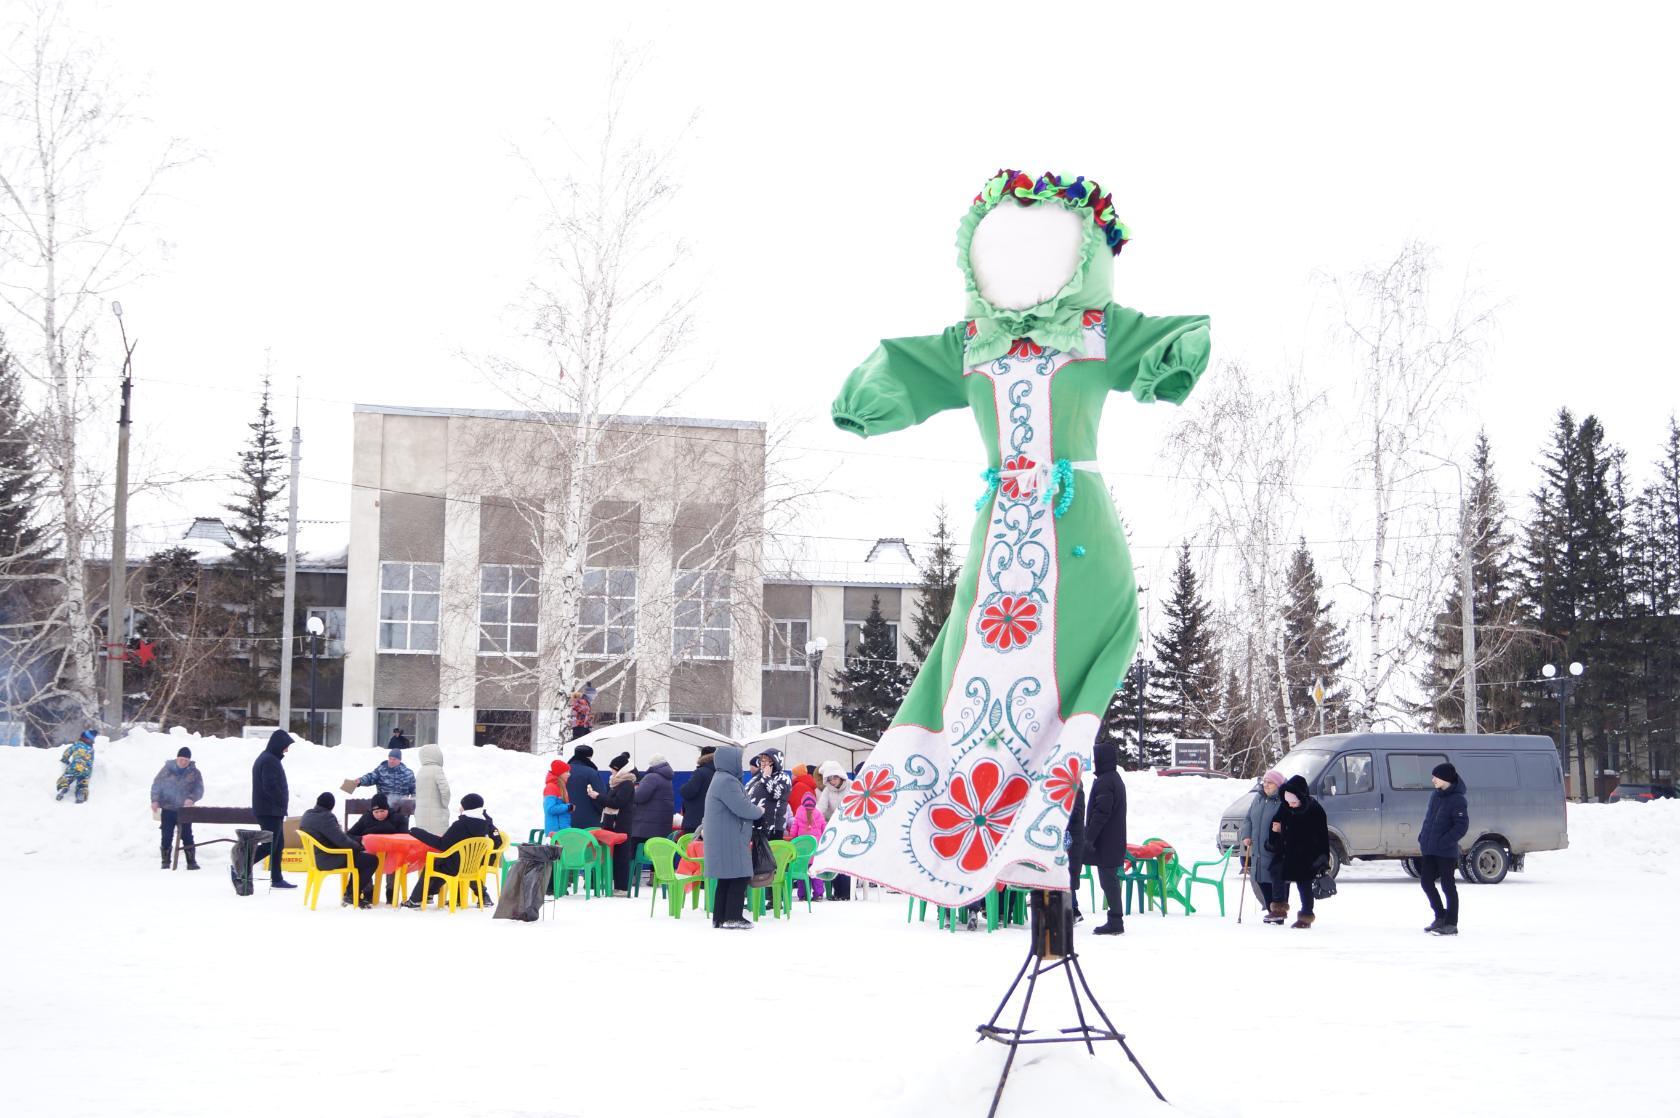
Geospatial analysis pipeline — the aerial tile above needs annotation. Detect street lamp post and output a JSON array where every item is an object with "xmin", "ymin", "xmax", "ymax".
[
  {"xmin": 1542, "ymin": 661, "xmax": 1585, "ymax": 800},
  {"xmin": 306, "ymin": 614, "xmax": 325, "ymax": 744},
  {"xmin": 805, "ymin": 636, "xmax": 828, "ymax": 726}
]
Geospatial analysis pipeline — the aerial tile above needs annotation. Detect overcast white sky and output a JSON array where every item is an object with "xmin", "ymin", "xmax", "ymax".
[{"xmin": 67, "ymin": 0, "xmax": 1680, "ymax": 597}]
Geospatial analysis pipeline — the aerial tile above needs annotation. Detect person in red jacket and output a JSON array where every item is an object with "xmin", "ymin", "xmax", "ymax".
[
  {"xmin": 787, "ymin": 765, "xmax": 818, "ymax": 822},
  {"xmin": 543, "ymin": 760, "xmax": 572, "ymax": 832}
]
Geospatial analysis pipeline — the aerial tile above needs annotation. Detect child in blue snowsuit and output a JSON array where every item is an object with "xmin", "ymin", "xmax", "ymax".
[{"xmin": 56, "ymin": 730, "xmax": 97, "ymax": 803}]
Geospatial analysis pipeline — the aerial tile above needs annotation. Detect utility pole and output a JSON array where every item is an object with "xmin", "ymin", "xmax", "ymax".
[
  {"xmin": 102, "ymin": 302, "xmax": 137, "ymax": 732},
  {"xmin": 277, "ymin": 383, "xmax": 301, "ymax": 734},
  {"xmin": 1420, "ymin": 451, "xmax": 1477, "ymax": 734}
]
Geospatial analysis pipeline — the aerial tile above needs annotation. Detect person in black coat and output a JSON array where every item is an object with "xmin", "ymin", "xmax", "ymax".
[
  {"xmin": 348, "ymin": 792, "xmax": 411, "ymax": 903},
  {"xmin": 1066, "ymin": 782, "xmax": 1087, "ymax": 921},
  {"xmin": 1082, "ymin": 742, "xmax": 1128, "ymax": 935},
  {"xmin": 566, "ymin": 745, "xmax": 609, "ymax": 829},
  {"xmin": 404, "ymin": 793, "xmax": 501, "ymax": 907},
  {"xmin": 1267, "ymin": 775, "xmax": 1331, "ymax": 929},
  {"xmin": 598, "ymin": 753, "xmax": 637, "ymax": 894},
  {"xmin": 630, "ymin": 754, "xmax": 676, "ymax": 842},
  {"xmin": 1417, "ymin": 763, "xmax": 1470, "ymax": 936},
  {"xmin": 299, "ymin": 792, "xmax": 379, "ymax": 908},
  {"xmin": 679, "ymin": 746, "xmax": 716, "ymax": 834},
  {"xmin": 250, "ymin": 729, "xmax": 295, "ymax": 889}
]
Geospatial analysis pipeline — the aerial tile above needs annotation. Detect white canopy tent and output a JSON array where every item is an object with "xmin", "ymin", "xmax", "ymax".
[
  {"xmin": 741, "ymin": 724, "xmax": 876, "ymax": 773},
  {"xmin": 567, "ymin": 720, "xmax": 736, "ymax": 772}
]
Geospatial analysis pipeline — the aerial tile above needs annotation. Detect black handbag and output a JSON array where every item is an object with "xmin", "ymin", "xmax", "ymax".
[
  {"xmin": 749, "ymin": 831, "xmax": 776, "ymax": 888},
  {"xmin": 1311, "ymin": 873, "xmax": 1338, "ymax": 900}
]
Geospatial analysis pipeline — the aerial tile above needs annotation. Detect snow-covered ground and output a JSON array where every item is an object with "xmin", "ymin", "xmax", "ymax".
[{"xmin": 3, "ymin": 730, "xmax": 1677, "ymax": 1118}]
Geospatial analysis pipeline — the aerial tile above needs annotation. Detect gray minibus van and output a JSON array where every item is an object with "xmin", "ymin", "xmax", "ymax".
[{"xmin": 1216, "ymin": 733, "xmax": 1568, "ymax": 885}]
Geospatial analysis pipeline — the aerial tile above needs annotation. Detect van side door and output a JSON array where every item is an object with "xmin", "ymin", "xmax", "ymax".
[
  {"xmin": 1316, "ymin": 752, "xmax": 1378, "ymax": 856},
  {"xmin": 1382, "ymin": 752, "xmax": 1449, "ymax": 855}
]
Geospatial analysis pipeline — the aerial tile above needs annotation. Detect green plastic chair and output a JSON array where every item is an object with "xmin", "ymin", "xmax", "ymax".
[
  {"xmin": 641, "ymin": 837, "xmax": 704, "ymax": 918},
  {"xmin": 1120, "ymin": 853, "xmax": 1165, "ymax": 915},
  {"xmin": 787, "ymin": 835, "xmax": 818, "ymax": 911},
  {"xmin": 1180, "ymin": 844, "xmax": 1236, "ymax": 916},
  {"xmin": 548, "ymin": 829, "xmax": 606, "ymax": 899},
  {"xmin": 749, "ymin": 840, "xmax": 798, "ymax": 920},
  {"xmin": 1143, "ymin": 837, "xmax": 1188, "ymax": 915}
]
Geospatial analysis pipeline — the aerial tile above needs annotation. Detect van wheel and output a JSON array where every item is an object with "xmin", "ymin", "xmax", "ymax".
[
  {"xmin": 1400, "ymin": 857, "xmax": 1421, "ymax": 879},
  {"xmin": 1466, "ymin": 840, "xmax": 1510, "ymax": 885},
  {"xmin": 1324, "ymin": 841, "xmax": 1344, "ymax": 880}
]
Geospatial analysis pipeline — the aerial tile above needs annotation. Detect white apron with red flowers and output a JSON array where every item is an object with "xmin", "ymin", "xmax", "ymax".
[{"xmin": 814, "ymin": 333, "xmax": 1101, "ymax": 907}]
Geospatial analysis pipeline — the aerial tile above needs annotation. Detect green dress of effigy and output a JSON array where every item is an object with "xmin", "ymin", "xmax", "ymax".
[{"xmin": 811, "ymin": 170, "xmax": 1211, "ymax": 905}]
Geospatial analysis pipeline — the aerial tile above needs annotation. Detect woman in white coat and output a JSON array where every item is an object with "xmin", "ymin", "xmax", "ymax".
[{"xmin": 413, "ymin": 743, "xmax": 452, "ymax": 835}]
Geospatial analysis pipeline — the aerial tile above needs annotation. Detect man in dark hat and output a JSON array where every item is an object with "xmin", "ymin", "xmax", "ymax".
[
  {"xmin": 1417, "ymin": 762, "xmax": 1470, "ymax": 936},
  {"xmin": 299, "ymin": 792, "xmax": 380, "ymax": 908},
  {"xmin": 348, "ymin": 792, "xmax": 411, "ymax": 903},
  {"xmin": 151, "ymin": 746, "xmax": 204, "ymax": 870},
  {"xmin": 404, "ymin": 793, "xmax": 500, "ymax": 908},
  {"xmin": 680, "ymin": 745, "xmax": 717, "ymax": 835},
  {"xmin": 566, "ymin": 744, "xmax": 608, "ymax": 828}
]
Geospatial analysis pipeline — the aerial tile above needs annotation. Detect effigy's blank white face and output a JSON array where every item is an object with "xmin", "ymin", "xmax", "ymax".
[{"xmin": 968, "ymin": 200, "xmax": 1085, "ymax": 311}]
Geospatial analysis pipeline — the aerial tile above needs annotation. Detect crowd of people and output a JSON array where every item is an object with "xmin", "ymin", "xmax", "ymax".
[{"xmin": 53, "ymin": 721, "xmax": 1475, "ymax": 935}]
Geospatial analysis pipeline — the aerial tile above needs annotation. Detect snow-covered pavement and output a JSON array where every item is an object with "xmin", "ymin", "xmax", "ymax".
[{"xmin": 3, "ymin": 732, "xmax": 1676, "ymax": 1118}]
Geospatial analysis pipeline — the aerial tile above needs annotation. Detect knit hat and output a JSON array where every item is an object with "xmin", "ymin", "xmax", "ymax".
[
  {"xmin": 461, "ymin": 793, "xmax": 485, "ymax": 811},
  {"xmin": 388, "ymin": 748, "xmax": 403, "ymax": 759},
  {"xmin": 1261, "ymin": 769, "xmax": 1285, "ymax": 789},
  {"xmin": 315, "ymin": 791, "xmax": 335, "ymax": 810},
  {"xmin": 609, "ymin": 752, "xmax": 631, "ymax": 772},
  {"xmin": 79, "ymin": 729, "xmax": 96, "ymax": 744},
  {"xmin": 370, "ymin": 792, "xmax": 390, "ymax": 810},
  {"xmin": 698, "ymin": 745, "xmax": 717, "ymax": 758},
  {"xmin": 549, "ymin": 759, "xmax": 570, "ymax": 777},
  {"xmin": 646, "ymin": 753, "xmax": 667, "ymax": 768},
  {"xmin": 570, "ymin": 745, "xmax": 595, "ymax": 761},
  {"xmin": 1432, "ymin": 762, "xmax": 1460, "ymax": 784},
  {"xmin": 177, "ymin": 746, "xmax": 193, "ymax": 759}
]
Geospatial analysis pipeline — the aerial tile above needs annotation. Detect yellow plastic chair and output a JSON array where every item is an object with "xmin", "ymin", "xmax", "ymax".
[
  {"xmin": 477, "ymin": 829, "xmax": 509, "ymax": 904},
  {"xmin": 419, "ymin": 837, "xmax": 495, "ymax": 912},
  {"xmin": 299, "ymin": 832, "xmax": 361, "ymax": 910}
]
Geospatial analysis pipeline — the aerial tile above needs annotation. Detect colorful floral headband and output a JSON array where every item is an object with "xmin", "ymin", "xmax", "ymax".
[{"xmin": 971, "ymin": 169, "xmax": 1130, "ymax": 254}]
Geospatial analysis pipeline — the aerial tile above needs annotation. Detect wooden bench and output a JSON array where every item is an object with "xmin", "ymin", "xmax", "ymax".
[{"xmin": 170, "ymin": 807, "xmax": 301, "ymax": 871}]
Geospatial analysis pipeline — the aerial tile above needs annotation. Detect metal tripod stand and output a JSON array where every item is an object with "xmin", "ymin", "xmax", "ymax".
[{"xmin": 975, "ymin": 890, "xmax": 1165, "ymax": 1117}]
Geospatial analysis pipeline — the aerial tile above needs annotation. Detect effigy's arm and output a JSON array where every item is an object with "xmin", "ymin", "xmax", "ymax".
[
  {"xmin": 831, "ymin": 323, "xmax": 968, "ymax": 438},
  {"xmin": 1104, "ymin": 304, "xmax": 1211, "ymax": 405}
]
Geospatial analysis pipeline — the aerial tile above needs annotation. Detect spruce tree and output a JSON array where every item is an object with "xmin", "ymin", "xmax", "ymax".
[
  {"xmin": 825, "ymin": 595, "xmax": 912, "ymax": 739},
  {"xmin": 1147, "ymin": 543, "xmax": 1221, "ymax": 746},
  {"xmin": 225, "ymin": 378, "xmax": 286, "ymax": 720},
  {"xmin": 0, "ymin": 337, "xmax": 49, "ymax": 735},
  {"xmin": 1280, "ymin": 540, "xmax": 1350, "ymax": 738},
  {"xmin": 1102, "ymin": 656, "xmax": 1168, "ymax": 767},
  {"xmin": 0, "ymin": 339, "xmax": 43, "ymax": 564},
  {"xmin": 906, "ymin": 505, "xmax": 959, "ymax": 663}
]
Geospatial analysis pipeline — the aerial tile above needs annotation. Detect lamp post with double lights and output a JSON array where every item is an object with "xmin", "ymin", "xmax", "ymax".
[{"xmin": 1542, "ymin": 660, "xmax": 1585, "ymax": 800}]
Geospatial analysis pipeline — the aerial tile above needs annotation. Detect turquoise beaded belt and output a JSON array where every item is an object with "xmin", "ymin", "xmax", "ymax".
[{"xmin": 976, "ymin": 458, "xmax": 1099, "ymax": 519}]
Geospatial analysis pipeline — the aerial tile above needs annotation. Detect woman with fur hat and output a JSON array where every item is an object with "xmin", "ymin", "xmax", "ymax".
[
  {"xmin": 1417, "ymin": 762, "xmax": 1470, "ymax": 936},
  {"xmin": 813, "ymin": 760, "xmax": 852, "ymax": 899},
  {"xmin": 542, "ymin": 760, "xmax": 573, "ymax": 833},
  {"xmin": 1239, "ymin": 768, "xmax": 1289, "ymax": 924},
  {"xmin": 679, "ymin": 746, "xmax": 717, "ymax": 834},
  {"xmin": 599, "ymin": 753, "xmax": 637, "ymax": 894},
  {"xmin": 1266, "ymin": 775, "xmax": 1330, "ymax": 929}
]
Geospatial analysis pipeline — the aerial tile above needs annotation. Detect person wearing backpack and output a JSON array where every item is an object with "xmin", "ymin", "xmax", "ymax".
[
  {"xmin": 1417, "ymin": 762, "xmax": 1470, "ymax": 936},
  {"xmin": 1268, "ymin": 775, "xmax": 1330, "ymax": 929}
]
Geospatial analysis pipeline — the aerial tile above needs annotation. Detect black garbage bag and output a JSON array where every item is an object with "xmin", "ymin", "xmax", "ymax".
[
  {"xmin": 231, "ymin": 829, "xmax": 272, "ymax": 897},
  {"xmin": 494, "ymin": 844, "xmax": 561, "ymax": 921}
]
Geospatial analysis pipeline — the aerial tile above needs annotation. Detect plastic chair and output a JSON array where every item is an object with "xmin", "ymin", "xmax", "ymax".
[
  {"xmin": 477, "ymin": 829, "xmax": 509, "ymax": 904},
  {"xmin": 642, "ymin": 837, "xmax": 705, "ymax": 918},
  {"xmin": 548, "ymin": 829, "xmax": 605, "ymax": 899},
  {"xmin": 1180, "ymin": 844, "xmax": 1236, "ymax": 916},
  {"xmin": 299, "ymin": 832, "xmax": 360, "ymax": 910},
  {"xmin": 787, "ymin": 835, "xmax": 818, "ymax": 911},
  {"xmin": 419, "ymin": 837, "xmax": 494, "ymax": 912},
  {"xmin": 750, "ymin": 840, "xmax": 798, "ymax": 920}
]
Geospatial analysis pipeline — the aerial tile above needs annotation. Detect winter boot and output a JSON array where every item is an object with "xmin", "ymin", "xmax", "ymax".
[
  {"xmin": 161, "ymin": 852, "xmax": 170, "ymax": 869},
  {"xmin": 185, "ymin": 847, "xmax": 200, "ymax": 871},
  {"xmin": 1430, "ymin": 922, "xmax": 1459, "ymax": 936},
  {"xmin": 1291, "ymin": 913, "xmax": 1315, "ymax": 930},
  {"xmin": 1092, "ymin": 913, "xmax": 1126, "ymax": 936},
  {"xmin": 1266, "ymin": 902, "xmax": 1288, "ymax": 925},
  {"xmin": 1423, "ymin": 916, "xmax": 1444, "ymax": 933}
]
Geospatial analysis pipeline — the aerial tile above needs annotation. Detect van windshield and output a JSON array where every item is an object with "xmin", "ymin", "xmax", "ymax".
[{"xmin": 1274, "ymin": 750, "xmax": 1333, "ymax": 783}]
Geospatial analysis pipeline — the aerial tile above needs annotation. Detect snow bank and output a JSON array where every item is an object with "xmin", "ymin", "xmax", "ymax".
[{"xmin": 1565, "ymin": 799, "xmax": 1680, "ymax": 871}]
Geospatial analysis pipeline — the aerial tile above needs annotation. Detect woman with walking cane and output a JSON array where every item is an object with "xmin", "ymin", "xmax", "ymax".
[{"xmin": 1237, "ymin": 769, "xmax": 1288, "ymax": 925}]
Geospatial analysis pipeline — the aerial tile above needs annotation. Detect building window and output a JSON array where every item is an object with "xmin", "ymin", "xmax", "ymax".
[
  {"xmin": 474, "ymin": 709, "xmax": 533, "ymax": 752},
  {"xmin": 379, "ymin": 562, "xmax": 440, "ymax": 652},
  {"xmin": 845, "ymin": 620, "xmax": 899, "ymax": 666},
  {"xmin": 671, "ymin": 712, "xmax": 733, "ymax": 735},
  {"xmin": 288, "ymin": 710, "xmax": 342, "ymax": 748},
  {"xmin": 761, "ymin": 716, "xmax": 805, "ymax": 732},
  {"xmin": 764, "ymin": 619, "xmax": 810, "ymax": 670},
  {"xmin": 376, "ymin": 708, "xmax": 438, "ymax": 747},
  {"xmin": 581, "ymin": 567, "xmax": 636, "ymax": 656},
  {"xmin": 479, "ymin": 565, "xmax": 539, "ymax": 656},
  {"xmin": 673, "ymin": 570, "xmax": 731, "ymax": 660}
]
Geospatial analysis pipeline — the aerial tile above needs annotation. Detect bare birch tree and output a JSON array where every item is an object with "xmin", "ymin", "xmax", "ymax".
[
  {"xmin": 1168, "ymin": 361, "xmax": 1323, "ymax": 760},
  {"xmin": 0, "ymin": 2, "xmax": 183, "ymax": 734},
  {"xmin": 1330, "ymin": 242, "xmax": 1493, "ymax": 728}
]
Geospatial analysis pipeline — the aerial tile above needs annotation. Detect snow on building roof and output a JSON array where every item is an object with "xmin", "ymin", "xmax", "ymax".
[
  {"xmin": 765, "ymin": 534, "xmax": 950, "ymax": 588},
  {"xmin": 355, "ymin": 403, "xmax": 766, "ymax": 433},
  {"xmin": 122, "ymin": 516, "xmax": 348, "ymax": 570}
]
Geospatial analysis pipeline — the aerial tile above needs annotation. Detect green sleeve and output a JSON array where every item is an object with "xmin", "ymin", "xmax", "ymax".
[
  {"xmin": 832, "ymin": 323, "xmax": 968, "ymax": 438},
  {"xmin": 1104, "ymin": 303, "xmax": 1211, "ymax": 406}
]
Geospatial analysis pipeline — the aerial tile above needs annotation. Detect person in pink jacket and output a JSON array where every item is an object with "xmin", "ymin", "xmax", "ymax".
[{"xmin": 786, "ymin": 791, "xmax": 827, "ymax": 901}]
